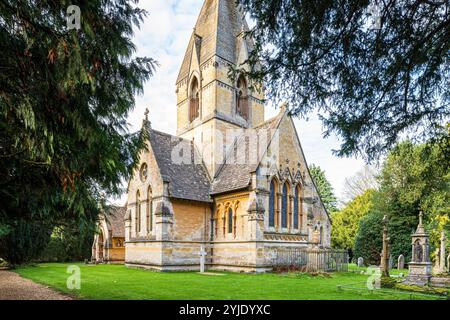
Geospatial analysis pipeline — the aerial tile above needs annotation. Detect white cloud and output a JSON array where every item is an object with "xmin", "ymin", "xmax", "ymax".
[{"xmin": 113, "ymin": 0, "xmax": 365, "ymax": 206}]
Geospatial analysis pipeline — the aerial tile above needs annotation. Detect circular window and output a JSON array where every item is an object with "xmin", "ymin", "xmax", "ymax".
[{"xmin": 139, "ymin": 163, "xmax": 148, "ymax": 182}]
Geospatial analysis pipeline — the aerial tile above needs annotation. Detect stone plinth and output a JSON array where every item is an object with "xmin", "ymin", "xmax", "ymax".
[{"xmin": 404, "ymin": 262, "xmax": 433, "ymax": 286}]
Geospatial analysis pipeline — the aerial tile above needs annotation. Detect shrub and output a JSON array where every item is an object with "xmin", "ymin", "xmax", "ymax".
[
  {"xmin": 381, "ymin": 276, "xmax": 397, "ymax": 288},
  {"xmin": 354, "ymin": 212, "xmax": 383, "ymax": 265},
  {"xmin": 38, "ymin": 225, "xmax": 95, "ymax": 262},
  {"xmin": 0, "ymin": 220, "xmax": 52, "ymax": 266},
  {"xmin": 395, "ymin": 283, "xmax": 449, "ymax": 297}
]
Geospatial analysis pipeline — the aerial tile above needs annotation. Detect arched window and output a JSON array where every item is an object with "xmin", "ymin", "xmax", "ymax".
[
  {"xmin": 236, "ymin": 75, "xmax": 248, "ymax": 120},
  {"xmin": 281, "ymin": 183, "xmax": 289, "ymax": 228},
  {"xmin": 228, "ymin": 207, "xmax": 233, "ymax": 234},
  {"xmin": 147, "ymin": 186, "xmax": 152, "ymax": 233},
  {"xmin": 294, "ymin": 185, "xmax": 300, "ymax": 229},
  {"xmin": 189, "ymin": 77, "xmax": 199, "ymax": 122},
  {"xmin": 136, "ymin": 190, "xmax": 141, "ymax": 234},
  {"xmin": 269, "ymin": 180, "xmax": 276, "ymax": 227}
]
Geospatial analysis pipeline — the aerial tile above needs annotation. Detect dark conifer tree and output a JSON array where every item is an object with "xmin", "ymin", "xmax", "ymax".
[{"xmin": 0, "ymin": 0, "xmax": 155, "ymax": 263}]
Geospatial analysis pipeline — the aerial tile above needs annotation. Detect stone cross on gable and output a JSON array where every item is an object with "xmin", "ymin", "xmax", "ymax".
[{"xmin": 199, "ymin": 245, "xmax": 207, "ymax": 273}]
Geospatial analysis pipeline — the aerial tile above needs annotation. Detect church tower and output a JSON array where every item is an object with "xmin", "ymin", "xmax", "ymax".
[{"xmin": 175, "ymin": 0, "xmax": 265, "ymax": 177}]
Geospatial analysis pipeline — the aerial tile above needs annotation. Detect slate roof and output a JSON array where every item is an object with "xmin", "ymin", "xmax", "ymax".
[
  {"xmin": 210, "ymin": 111, "xmax": 285, "ymax": 194},
  {"xmin": 104, "ymin": 206, "xmax": 126, "ymax": 237},
  {"xmin": 148, "ymin": 129, "xmax": 212, "ymax": 203},
  {"xmin": 176, "ymin": 0, "xmax": 254, "ymax": 83}
]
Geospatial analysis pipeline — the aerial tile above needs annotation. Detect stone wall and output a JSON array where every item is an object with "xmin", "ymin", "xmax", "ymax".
[
  {"xmin": 172, "ymin": 199, "xmax": 211, "ymax": 241},
  {"xmin": 126, "ymin": 139, "xmax": 164, "ymax": 239}
]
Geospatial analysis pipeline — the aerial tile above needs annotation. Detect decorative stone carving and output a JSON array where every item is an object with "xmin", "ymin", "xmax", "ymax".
[
  {"xmin": 403, "ymin": 212, "xmax": 433, "ymax": 286},
  {"xmin": 247, "ymin": 198, "xmax": 265, "ymax": 221},
  {"xmin": 414, "ymin": 239, "xmax": 423, "ymax": 262}
]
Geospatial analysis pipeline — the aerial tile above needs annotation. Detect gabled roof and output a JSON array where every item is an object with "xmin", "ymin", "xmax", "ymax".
[
  {"xmin": 104, "ymin": 206, "xmax": 126, "ymax": 237},
  {"xmin": 210, "ymin": 111, "xmax": 285, "ymax": 194},
  {"xmin": 176, "ymin": 0, "xmax": 253, "ymax": 83},
  {"xmin": 148, "ymin": 129, "xmax": 212, "ymax": 203}
]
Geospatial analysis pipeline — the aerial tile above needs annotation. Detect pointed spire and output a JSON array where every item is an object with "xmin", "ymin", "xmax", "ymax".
[{"xmin": 176, "ymin": 0, "xmax": 253, "ymax": 84}]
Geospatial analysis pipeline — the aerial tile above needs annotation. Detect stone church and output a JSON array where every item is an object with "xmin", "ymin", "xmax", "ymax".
[
  {"xmin": 123, "ymin": 0, "xmax": 331, "ymax": 272},
  {"xmin": 91, "ymin": 206, "xmax": 126, "ymax": 264}
]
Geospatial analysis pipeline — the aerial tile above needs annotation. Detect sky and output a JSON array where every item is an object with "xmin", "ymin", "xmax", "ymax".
[{"xmin": 116, "ymin": 0, "xmax": 366, "ymax": 205}]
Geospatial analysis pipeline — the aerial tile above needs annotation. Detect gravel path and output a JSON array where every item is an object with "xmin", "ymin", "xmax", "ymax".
[{"xmin": 0, "ymin": 270, "xmax": 73, "ymax": 300}]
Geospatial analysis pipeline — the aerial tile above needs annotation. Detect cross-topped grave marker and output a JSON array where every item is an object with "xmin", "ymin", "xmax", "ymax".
[
  {"xmin": 380, "ymin": 215, "xmax": 390, "ymax": 277},
  {"xmin": 199, "ymin": 245, "xmax": 207, "ymax": 273}
]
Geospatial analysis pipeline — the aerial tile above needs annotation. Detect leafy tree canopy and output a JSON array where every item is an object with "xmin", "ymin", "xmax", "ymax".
[
  {"xmin": 309, "ymin": 164, "xmax": 338, "ymax": 213},
  {"xmin": 354, "ymin": 134, "xmax": 449, "ymax": 263},
  {"xmin": 331, "ymin": 189, "xmax": 375, "ymax": 249},
  {"xmin": 376, "ymin": 137, "xmax": 450, "ymax": 258},
  {"xmin": 354, "ymin": 210, "xmax": 383, "ymax": 266},
  {"xmin": 0, "ymin": 0, "xmax": 155, "ymax": 263},
  {"xmin": 239, "ymin": 0, "xmax": 449, "ymax": 160}
]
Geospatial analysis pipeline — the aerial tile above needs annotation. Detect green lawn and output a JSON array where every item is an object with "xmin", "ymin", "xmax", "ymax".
[
  {"xmin": 348, "ymin": 263, "xmax": 409, "ymax": 276},
  {"xmin": 13, "ymin": 263, "xmax": 441, "ymax": 300}
]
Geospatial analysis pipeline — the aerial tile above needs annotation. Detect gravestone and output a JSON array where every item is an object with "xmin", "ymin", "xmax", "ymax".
[
  {"xmin": 199, "ymin": 245, "xmax": 207, "ymax": 273},
  {"xmin": 389, "ymin": 254, "xmax": 393, "ymax": 270},
  {"xmin": 357, "ymin": 257, "xmax": 364, "ymax": 267},
  {"xmin": 398, "ymin": 254, "xmax": 405, "ymax": 270}
]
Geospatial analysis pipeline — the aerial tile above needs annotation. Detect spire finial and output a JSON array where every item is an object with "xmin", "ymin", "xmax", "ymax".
[
  {"xmin": 419, "ymin": 211, "xmax": 423, "ymax": 226},
  {"xmin": 280, "ymin": 102, "xmax": 289, "ymax": 114},
  {"xmin": 142, "ymin": 107, "xmax": 151, "ymax": 132}
]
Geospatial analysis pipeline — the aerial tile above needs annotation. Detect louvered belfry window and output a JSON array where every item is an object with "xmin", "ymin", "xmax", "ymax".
[
  {"xmin": 236, "ymin": 75, "xmax": 248, "ymax": 120},
  {"xmin": 189, "ymin": 77, "xmax": 199, "ymax": 122}
]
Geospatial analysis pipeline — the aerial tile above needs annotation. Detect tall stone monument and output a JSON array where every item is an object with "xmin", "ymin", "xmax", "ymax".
[
  {"xmin": 404, "ymin": 212, "xmax": 432, "ymax": 286},
  {"xmin": 447, "ymin": 254, "xmax": 450, "ymax": 273},
  {"xmin": 439, "ymin": 230, "xmax": 446, "ymax": 274},
  {"xmin": 380, "ymin": 215, "xmax": 390, "ymax": 277}
]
